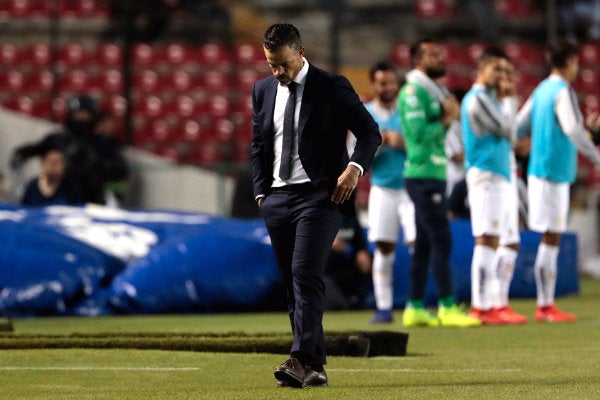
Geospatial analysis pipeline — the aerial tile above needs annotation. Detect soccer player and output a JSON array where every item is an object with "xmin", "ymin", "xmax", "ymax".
[
  {"xmin": 516, "ymin": 41, "xmax": 600, "ymax": 322},
  {"xmin": 461, "ymin": 46, "xmax": 525, "ymax": 325},
  {"xmin": 493, "ymin": 58, "xmax": 528, "ymax": 324},
  {"xmin": 399, "ymin": 38, "xmax": 480, "ymax": 328},
  {"xmin": 364, "ymin": 61, "xmax": 416, "ymax": 323}
]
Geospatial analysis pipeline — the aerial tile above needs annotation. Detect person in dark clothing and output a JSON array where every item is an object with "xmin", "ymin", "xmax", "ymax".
[
  {"xmin": 323, "ymin": 213, "xmax": 372, "ymax": 310},
  {"xmin": 21, "ymin": 145, "xmax": 80, "ymax": 206},
  {"xmin": 11, "ymin": 95, "xmax": 118, "ymax": 205}
]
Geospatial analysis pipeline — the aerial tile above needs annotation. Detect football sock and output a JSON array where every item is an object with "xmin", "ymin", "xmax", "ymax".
[
  {"xmin": 372, "ymin": 249, "xmax": 395, "ymax": 311},
  {"xmin": 534, "ymin": 243, "xmax": 559, "ymax": 307},
  {"xmin": 470, "ymin": 245, "xmax": 497, "ymax": 310},
  {"xmin": 496, "ymin": 246, "xmax": 518, "ymax": 308}
]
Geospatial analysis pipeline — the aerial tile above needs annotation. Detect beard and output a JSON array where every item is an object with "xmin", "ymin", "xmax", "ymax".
[{"xmin": 426, "ymin": 66, "xmax": 446, "ymax": 79}]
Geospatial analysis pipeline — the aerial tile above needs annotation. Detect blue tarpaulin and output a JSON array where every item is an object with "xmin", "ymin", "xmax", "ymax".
[{"xmin": 0, "ymin": 205, "xmax": 579, "ymax": 316}]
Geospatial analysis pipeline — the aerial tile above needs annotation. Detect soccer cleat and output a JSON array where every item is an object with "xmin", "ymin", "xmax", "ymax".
[
  {"xmin": 496, "ymin": 306, "xmax": 528, "ymax": 324},
  {"xmin": 468, "ymin": 307, "xmax": 505, "ymax": 325},
  {"xmin": 438, "ymin": 305, "xmax": 482, "ymax": 327},
  {"xmin": 535, "ymin": 304, "xmax": 576, "ymax": 322},
  {"xmin": 370, "ymin": 309, "xmax": 393, "ymax": 324},
  {"xmin": 402, "ymin": 307, "xmax": 439, "ymax": 327}
]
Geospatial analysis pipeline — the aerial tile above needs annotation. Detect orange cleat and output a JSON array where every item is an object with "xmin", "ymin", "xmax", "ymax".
[
  {"xmin": 469, "ymin": 308, "xmax": 505, "ymax": 325},
  {"xmin": 496, "ymin": 306, "xmax": 528, "ymax": 324},
  {"xmin": 535, "ymin": 304, "xmax": 576, "ymax": 322}
]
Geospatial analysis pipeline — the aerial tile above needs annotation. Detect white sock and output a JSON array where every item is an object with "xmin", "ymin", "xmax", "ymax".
[
  {"xmin": 471, "ymin": 245, "xmax": 497, "ymax": 311},
  {"xmin": 534, "ymin": 243, "xmax": 559, "ymax": 307},
  {"xmin": 372, "ymin": 249, "xmax": 395, "ymax": 311},
  {"xmin": 496, "ymin": 246, "xmax": 518, "ymax": 309}
]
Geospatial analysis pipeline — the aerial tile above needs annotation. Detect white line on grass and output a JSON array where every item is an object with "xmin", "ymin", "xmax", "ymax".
[
  {"xmin": 328, "ymin": 368, "xmax": 523, "ymax": 373},
  {"xmin": 0, "ymin": 367, "xmax": 202, "ymax": 371}
]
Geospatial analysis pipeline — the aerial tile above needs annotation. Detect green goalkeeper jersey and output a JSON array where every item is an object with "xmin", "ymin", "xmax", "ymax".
[{"xmin": 398, "ymin": 82, "xmax": 448, "ymax": 180}]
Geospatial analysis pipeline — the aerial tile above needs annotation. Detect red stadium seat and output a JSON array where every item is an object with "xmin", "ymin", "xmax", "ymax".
[
  {"xmin": 235, "ymin": 43, "xmax": 264, "ymax": 65},
  {"xmin": 440, "ymin": 73, "xmax": 472, "ymax": 91},
  {"xmin": 58, "ymin": 43, "xmax": 91, "ymax": 67},
  {"xmin": 582, "ymin": 93, "xmax": 599, "ymax": 115},
  {"xmin": 496, "ymin": 0, "xmax": 540, "ymax": 18},
  {"xmin": 133, "ymin": 43, "xmax": 159, "ymax": 66},
  {"xmin": 101, "ymin": 94, "xmax": 128, "ymax": 117},
  {"xmin": 93, "ymin": 69, "xmax": 123, "ymax": 94},
  {"xmin": 466, "ymin": 42, "xmax": 487, "ymax": 64},
  {"xmin": 64, "ymin": 0, "xmax": 108, "ymax": 18},
  {"xmin": 574, "ymin": 68, "xmax": 600, "ymax": 93},
  {"xmin": 514, "ymin": 71, "xmax": 540, "ymax": 96},
  {"xmin": 94, "ymin": 43, "xmax": 122, "ymax": 66},
  {"xmin": 23, "ymin": 69, "xmax": 54, "ymax": 91},
  {"xmin": 3, "ymin": 95, "xmax": 36, "ymax": 116},
  {"xmin": 135, "ymin": 118, "xmax": 174, "ymax": 144},
  {"xmin": 580, "ymin": 43, "xmax": 600, "ymax": 65},
  {"xmin": 198, "ymin": 70, "xmax": 230, "ymax": 93},
  {"xmin": 135, "ymin": 95, "xmax": 165, "ymax": 118},
  {"xmin": 205, "ymin": 94, "xmax": 231, "ymax": 118},
  {"xmin": 190, "ymin": 142, "xmax": 223, "ymax": 165},
  {"xmin": 503, "ymin": 41, "xmax": 545, "ymax": 67},
  {"xmin": 163, "ymin": 70, "xmax": 195, "ymax": 92},
  {"xmin": 196, "ymin": 43, "xmax": 231, "ymax": 68},
  {"xmin": 167, "ymin": 95, "xmax": 199, "ymax": 118},
  {"xmin": 22, "ymin": 43, "xmax": 51, "ymax": 66},
  {"xmin": 6, "ymin": 0, "xmax": 34, "ymax": 18},
  {"xmin": 211, "ymin": 118, "xmax": 235, "ymax": 143},
  {"xmin": 50, "ymin": 96, "xmax": 68, "ymax": 121},
  {"xmin": 234, "ymin": 141, "xmax": 251, "ymax": 163},
  {"xmin": 0, "ymin": 43, "xmax": 19, "ymax": 65},
  {"xmin": 134, "ymin": 69, "xmax": 160, "ymax": 93},
  {"xmin": 415, "ymin": 0, "xmax": 456, "ymax": 18},
  {"xmin": 235, "ymin": 69, "xmax": 262, "ymax": 93},
  {"xmin": 440, "ymin": 42, "xmax": 470, "ymax": 65},
  {"xmin": 177, "ymin": 119, "xmax": 209, "ymax": 143},
  {"xmin": 58, "ymin": 69, "xmax": 91, "ymax": 92},
  {"xmin": 0, "ymin": 71, "xmax": 25, "ymax": 91},
  {"xmin": 390, "ymin": 43, "xmax": 411, "ymax": 66},
  {"xmin": 163, "ymin": 43, "xmax": 195, "ymax": 65}
]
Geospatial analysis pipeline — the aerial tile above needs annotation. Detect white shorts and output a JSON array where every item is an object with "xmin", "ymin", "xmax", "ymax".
[
  {"xmin": 467, "ymin": 168, "xmax": 511, "ymax": 237},
  {"xmin": 528, "ymin": 175, "xmax": 570, "ymax": 233},
  {"xmin": 499, "ymin": 170, "xmax": 521, "ymax": 246},
  {"xmin": 368, "ymin": 185, "xmax": 416, "ymax": 244}
]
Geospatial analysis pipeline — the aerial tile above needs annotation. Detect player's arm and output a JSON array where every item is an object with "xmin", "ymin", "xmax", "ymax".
[
  {"xmin": 445, "ymin": 121, "xmax": 464, "ymax": 163},
  {"xmin": 556, "ymin": 87, "xmax": 600, "ymax": 166},
  {"xmin": 515, "ymin": 96, "xmax": 533, "ymax": 140},
  {"xmin": 468, "ymin": 92, "xmax": 514, "ymax": 141}
]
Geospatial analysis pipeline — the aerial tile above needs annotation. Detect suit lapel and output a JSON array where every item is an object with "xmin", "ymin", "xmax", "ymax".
[
  {"xmin": 263, "ymin": 79, "xmax": 278, "ymax": 144},
  {"xmin": 298, "ymin": 65, "xmax": 316, "ymax": 143}
]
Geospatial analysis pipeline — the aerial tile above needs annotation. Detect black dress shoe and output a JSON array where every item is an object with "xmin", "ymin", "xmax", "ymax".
[
  {"xmin": 274, "ymin": 358, "xmax": 304, "ymax": 388},
  {"xmin": 303, "ymin": 366, "xmax": 328, "ymax": 388}
]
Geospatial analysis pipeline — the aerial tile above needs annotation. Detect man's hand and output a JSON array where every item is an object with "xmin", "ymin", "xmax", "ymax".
[
  {"xmin": 441, "ymin": 95, "xmax": 460, "ymax": 127},
  {"xmin": 257, "ymin": 197, "xmax": 264, "ymax": 208},
  {"xmin": 383, "ymin": 130, "xmax": 406, "ymax": 149},
  {"xmin": 332, "ymin": 165, "xmax": 360, "ymax": 204}
]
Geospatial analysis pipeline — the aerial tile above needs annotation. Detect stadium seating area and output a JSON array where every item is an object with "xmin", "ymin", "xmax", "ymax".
[{"xmin": 1, "ymin": 0, "xmax": 598, "ymax": 174}]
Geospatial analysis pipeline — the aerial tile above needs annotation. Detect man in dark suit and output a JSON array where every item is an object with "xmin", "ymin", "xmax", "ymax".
[{"xmin": 251, "ymin": 23, "xmax": 381, "ymax": 388}]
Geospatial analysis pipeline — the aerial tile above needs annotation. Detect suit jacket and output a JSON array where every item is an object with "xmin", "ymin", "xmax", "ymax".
[{"xmin": 250, "ymin": 63, "xmax": 381, "ymax": 213}]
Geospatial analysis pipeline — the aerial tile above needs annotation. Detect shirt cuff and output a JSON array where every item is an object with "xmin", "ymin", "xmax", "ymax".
[
  {"xmin": 348, "ymin": 162, "xmax": 364, "ymax": 176},
  {"xmin": 255, "ymin": 194, "xmax": 265, "ymax": 202}
]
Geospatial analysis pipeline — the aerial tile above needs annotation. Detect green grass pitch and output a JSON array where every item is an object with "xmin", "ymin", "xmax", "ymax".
[{"xmin": 1, "ymin": 276, "xmax": 599, "ymax": 400}]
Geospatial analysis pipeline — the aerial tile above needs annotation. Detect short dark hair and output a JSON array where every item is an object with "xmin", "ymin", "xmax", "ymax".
[
  {"xmin": 547, "ymin": 40, "xmax": 579, "ymax": 69},
  {"xmin": 479, "ymin": 45, "xmax": 509, "ymax": 64},
  {"xmin": 369, "ymin": 61, "xmax": 398, "ymax": 82},
  {"xmin": 263, "ymin": 23, "xmax": 302, "ymax": 52},
  {"xmin": 410, "ymin": 38, "xmax": 435, "ymax": 62}
]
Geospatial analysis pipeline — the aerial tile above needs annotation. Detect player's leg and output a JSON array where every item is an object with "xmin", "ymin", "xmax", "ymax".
[
  {"xmin": 368, "ymin": 185, "xmax": 399, "ymax": 323},
  {"xmin": 528, "ymin": 176, "xmax": 575, "ymax": 322},
  {"xmin": 466, "ymin": 169, "xmax": 505, "ymax": 325},
  {"xmin": 496, "ymin": 171, "xmax": 527, "ymax": 323}
]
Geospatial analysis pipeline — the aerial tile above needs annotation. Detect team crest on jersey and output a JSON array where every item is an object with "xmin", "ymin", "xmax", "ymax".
[
  {"xmin": 406, "ymin": 85, "xmax": 415, "ymax": 95},
  {"xmin": 406, "ymin": 95, "xmax": 419, "ymax": 108}
]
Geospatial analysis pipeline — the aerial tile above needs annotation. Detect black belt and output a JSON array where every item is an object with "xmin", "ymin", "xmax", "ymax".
[{"xmin": 271, "ymin": 182, "xmax": 317, "ymax": 192}]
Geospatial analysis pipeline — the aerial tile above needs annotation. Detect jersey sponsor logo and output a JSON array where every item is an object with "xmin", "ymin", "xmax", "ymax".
[
  {"xmin": 404, "ymin": 110, "xmax": 425, "ymax": 119},
  {"xmin": 405, "ymin": 85, "xmax": 415, "ymax": 95},
  {"xmin": 430, "ymin": 154, "xmax": 447, "ymax": 165}
]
